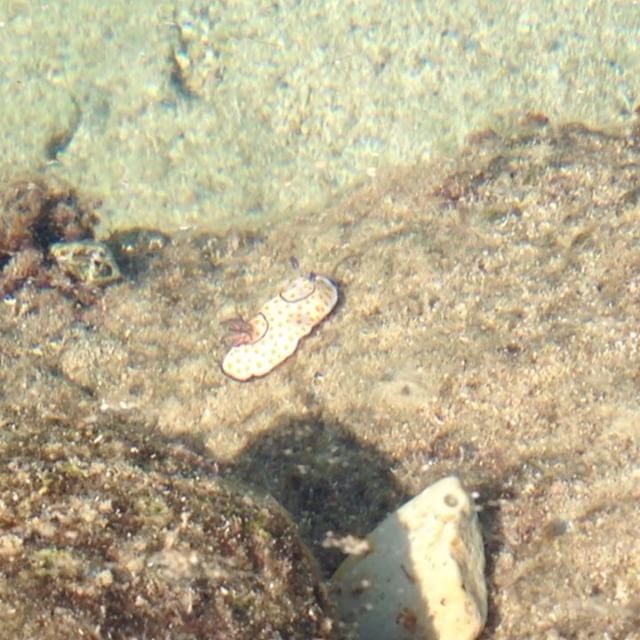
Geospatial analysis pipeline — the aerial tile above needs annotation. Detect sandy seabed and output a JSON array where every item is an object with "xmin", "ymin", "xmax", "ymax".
[
  {"xmin": 1, "ymin": 1, "xmax": 639, "ymax": 234},
  {"xmin": 1, "ymin": 119, "xmax": 640, "ymax": 638}
]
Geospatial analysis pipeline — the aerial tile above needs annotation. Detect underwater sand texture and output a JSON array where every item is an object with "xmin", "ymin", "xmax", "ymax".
[
  {"xmin": 1, "ymin": 1, "xmax": 639, "ymax": 232},
  {"xmin": 1, "ymin": 120, "xmax": 640, "ymax": 637}
]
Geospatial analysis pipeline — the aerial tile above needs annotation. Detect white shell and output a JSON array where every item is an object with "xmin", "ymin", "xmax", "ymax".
[
  {"xmin": 332, "ymin": 476, "xmax": 487, "ymax": 640},
  {"xmin": 222, "ymin": 274, "xmax": 338, "ymax": 381}
]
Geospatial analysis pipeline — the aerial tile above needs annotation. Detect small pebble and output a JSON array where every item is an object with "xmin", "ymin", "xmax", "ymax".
[{"xmin": 49, "ymin": 240, "xmax": 121, "ymax": 286}]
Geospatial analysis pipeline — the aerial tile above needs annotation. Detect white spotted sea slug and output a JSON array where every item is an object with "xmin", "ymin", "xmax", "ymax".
[{"xmin": 222, "ymin": 273, "xmax": 339, "ymax": 381}]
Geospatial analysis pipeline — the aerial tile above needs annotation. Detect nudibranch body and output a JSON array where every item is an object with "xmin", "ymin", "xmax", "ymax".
[{"xmin": 222, "ymin": 273, "xmax": 338, "ymax": 381}]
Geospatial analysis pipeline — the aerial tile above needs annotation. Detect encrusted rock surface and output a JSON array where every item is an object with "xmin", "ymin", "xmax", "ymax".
[{"xmin": 0, "ymin": 410, "xmax": 339, "ymax": 639}]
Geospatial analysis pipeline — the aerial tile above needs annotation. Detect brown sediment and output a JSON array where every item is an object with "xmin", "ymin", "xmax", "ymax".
[{"xmin": 1, "ymin": 119, "xmax": 639, "ymax": 637}]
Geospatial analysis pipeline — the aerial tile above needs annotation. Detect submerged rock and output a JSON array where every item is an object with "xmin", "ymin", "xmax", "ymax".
[
  {"xmin": 0, "ymin": 177, "xmax": 98, "ymax": 256},
  {"xmin": 332, "ymin": 476, "xmax": 486, "ymax": 640},
  {"xmin": 0, "ymin": 411, "xmax": 339, "ymax": 639},
  {"xmin": 0, "ymin": 176, "xmax": 113, "ymax": 300}
]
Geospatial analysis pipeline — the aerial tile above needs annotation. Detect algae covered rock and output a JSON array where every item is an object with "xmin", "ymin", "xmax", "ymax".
[
  {"xmin": 0, "ymin": 177, "xmax": 98, "ymax": 257},
  {"xmin": 0, "ymin": 411, "xmax": 339, "ymax": 639},
  {"xmin": 0, "ymin": 176, "xmax": 108, "ymax": 300}
]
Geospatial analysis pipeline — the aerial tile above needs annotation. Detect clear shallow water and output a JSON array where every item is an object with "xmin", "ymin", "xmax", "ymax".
[
  {"xmin": 1, "ymin": 5, "xmax": 640, "ymax": 637},
  {"xmin": 0, "ymin": 1, "xmax": 638, "ymax": 234}
]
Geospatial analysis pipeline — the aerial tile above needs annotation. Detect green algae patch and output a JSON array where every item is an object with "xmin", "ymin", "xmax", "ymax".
[{"xmin": 30, "ymin": 549, "xmax": 83, "ymax": 580}]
